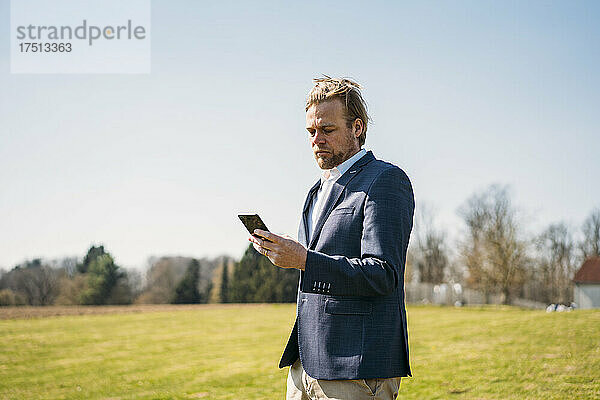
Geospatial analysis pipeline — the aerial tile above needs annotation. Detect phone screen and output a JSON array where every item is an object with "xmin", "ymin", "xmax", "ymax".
[{"xmin": 238, "ymin": 214, "xmax": 270, "ymax": 239}]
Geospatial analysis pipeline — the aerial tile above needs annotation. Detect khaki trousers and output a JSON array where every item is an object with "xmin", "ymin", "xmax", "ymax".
[{"xmin": 286, "ymin": 359, "xmax": 402, "ymax": 400}]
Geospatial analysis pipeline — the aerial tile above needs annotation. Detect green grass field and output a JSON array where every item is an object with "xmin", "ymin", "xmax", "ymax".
[{"xmin": 1, "ymin": 304, "xmax": 598, "ymax": 399}]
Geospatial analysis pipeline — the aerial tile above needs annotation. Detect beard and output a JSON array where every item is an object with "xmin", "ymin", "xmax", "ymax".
[
  {"xmin": 315, "ymin": 151, "xmax": 347, "ymax": 169},
  {"xmin": 313, "ymin": 131, "xmax": 359, "ymax": 169}
]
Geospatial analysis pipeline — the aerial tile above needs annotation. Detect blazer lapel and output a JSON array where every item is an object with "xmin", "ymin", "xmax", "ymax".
[
  {"xmin": 299, "ymin": 179, "xmax": 321, "ymax": 247},
  {"xmin": 308, "ymin": 151, "xmax": 375, "ymax": 250}
]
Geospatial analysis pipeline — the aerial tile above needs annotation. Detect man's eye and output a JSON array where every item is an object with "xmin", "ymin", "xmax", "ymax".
[{"xmin": 307, "ymin": 129, "xmax": 316, "ymax": 136}]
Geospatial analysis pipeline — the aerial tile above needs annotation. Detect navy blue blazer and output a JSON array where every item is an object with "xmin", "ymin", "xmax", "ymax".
[{"xmin": 279, "ymin": 151, "xmax": 414, "ymax": 380}]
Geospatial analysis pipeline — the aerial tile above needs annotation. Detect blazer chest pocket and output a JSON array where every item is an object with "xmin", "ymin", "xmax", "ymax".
[
  {"xmin": 330, "ymin": 206, "xmax": 355, "ymax": 216},
  {"xmin": 325, "ymin": 299, "xmax": 372, "ymax": 315}
]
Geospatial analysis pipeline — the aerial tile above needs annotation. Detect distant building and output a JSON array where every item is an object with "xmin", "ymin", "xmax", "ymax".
[{"xmin": 573, "ymin": 257, "xmax": 600, "ymax": 309}]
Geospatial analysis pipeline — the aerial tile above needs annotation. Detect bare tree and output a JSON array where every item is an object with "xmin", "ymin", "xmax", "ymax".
[
  {"xmin": 53, "ymin": 257, "xmax": 79, "ymax": 278},
  {"xmin": 404, "ymin": 248, "xmax": 417, "ymax": 284},
  {"xmin": 459, "ymin": 190, "xmax": 494, "ymax": 301},
  {"xmin": 136, "ymin": 258, "xmax": 179, "ymax": 304},
  {"xmin": 534, "ymin": 223, "xmax": 578, "ymax": 303},
  {"xmin": 412, "ymin": 204, "xmax": 449, "ymax": 284},
  {"xmin": 580, "ymin": 208, "xmax": 600, "ymax": 259},
  {"xmin": 2, "ymin": 261, "xmax": 61, "ymax": 306},
  {"xmin": 55, "ymin": 274, "xmax": 88, "ymax": 305},
  {"xmin": 459, "ymin": 185, "xmax": 530, "ymax": 304}
]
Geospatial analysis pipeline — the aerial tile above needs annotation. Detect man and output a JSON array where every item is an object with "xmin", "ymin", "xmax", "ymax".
[{"xmin": 249, "ymin": 76, "xmax": 414, "ymax": 400}]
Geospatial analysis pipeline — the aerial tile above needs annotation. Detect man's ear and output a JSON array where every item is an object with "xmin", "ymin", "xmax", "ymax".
[{"xmin": 353, "ymin": 118, "xmax": 364, "ymax": 138}]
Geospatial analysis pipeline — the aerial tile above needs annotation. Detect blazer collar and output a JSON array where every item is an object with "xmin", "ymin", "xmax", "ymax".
[
  {"xmin": 301, "ymin": 151, "xmax": 373, "ymax": 213},
  {"xmin": 350, "ymin": 150, "xmax": 374, "ymax": 170},
  {"xmin": 305, "ymin": 150, "xmax": 375, "ymax": 249}
]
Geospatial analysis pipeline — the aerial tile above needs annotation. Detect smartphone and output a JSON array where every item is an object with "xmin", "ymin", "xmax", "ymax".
[{"xmin": 238, "ymin": 213, "xmax": 271, "ymax": 240}]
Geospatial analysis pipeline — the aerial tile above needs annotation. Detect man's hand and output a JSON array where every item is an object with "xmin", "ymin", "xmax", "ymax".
[{"xmin": 248, "ymin": 229, "xmax": 307, "ymax": 271}]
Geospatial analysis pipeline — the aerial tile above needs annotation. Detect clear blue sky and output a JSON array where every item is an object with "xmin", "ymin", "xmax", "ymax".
[{"xmin": 1, "ymin": 0, "xmax": 599, "ymax": 270}]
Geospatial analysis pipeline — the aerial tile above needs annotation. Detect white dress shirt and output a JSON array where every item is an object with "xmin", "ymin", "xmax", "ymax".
[{"xmin": 306, "ymin": 148, "xmax": 367, "ymax": 242}]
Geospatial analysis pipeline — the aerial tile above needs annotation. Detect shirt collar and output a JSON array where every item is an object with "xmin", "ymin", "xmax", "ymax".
[{"xmin": 321, "ymin": 148, "xmax": 367, "ymax": 182}]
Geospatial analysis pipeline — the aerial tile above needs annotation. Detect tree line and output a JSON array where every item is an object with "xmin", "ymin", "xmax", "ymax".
[
  {"xmin": 0, "ymin": 243, "xmax": 298, "ymax": 306},
  {"xmin": 1, "ymin": 183, "xmax": 598, "ymax": 307}
]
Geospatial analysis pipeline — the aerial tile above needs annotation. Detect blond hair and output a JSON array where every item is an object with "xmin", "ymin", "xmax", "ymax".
[{"xmin": 305, "ymin": 76, "xmax": 370, "ymax": 146}]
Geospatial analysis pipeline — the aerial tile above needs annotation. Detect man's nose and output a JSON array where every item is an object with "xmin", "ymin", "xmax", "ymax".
[{"xmin": 311, "ymin": 130, "xmax": 326, "ymax": 145}]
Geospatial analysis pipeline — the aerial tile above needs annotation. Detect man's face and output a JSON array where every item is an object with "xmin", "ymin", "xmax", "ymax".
[{"xmin": 305, "ymin": 99, "xmax": 360, "ymax": 170}]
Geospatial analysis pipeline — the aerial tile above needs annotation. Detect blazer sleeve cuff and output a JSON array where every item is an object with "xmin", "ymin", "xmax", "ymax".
[{"xmin": 301, "ymin": 250, "xmax": 333, "ymax": 294}]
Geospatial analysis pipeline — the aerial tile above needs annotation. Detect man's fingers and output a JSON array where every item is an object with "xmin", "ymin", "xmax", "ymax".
[
  {"xmin": 249, "ymin": 235, "xmax": 261, "ymax": 244},
  {"xmin": 249, "ymin": 235, "xmax": 277, "ymax": 252},
  {"xmin": 253, "ymin": 242, "xmax": 277, "ymax": 259},
  {"xmin": 253, "ymin": 229, "xmax": 279, "ymax": 243}
]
